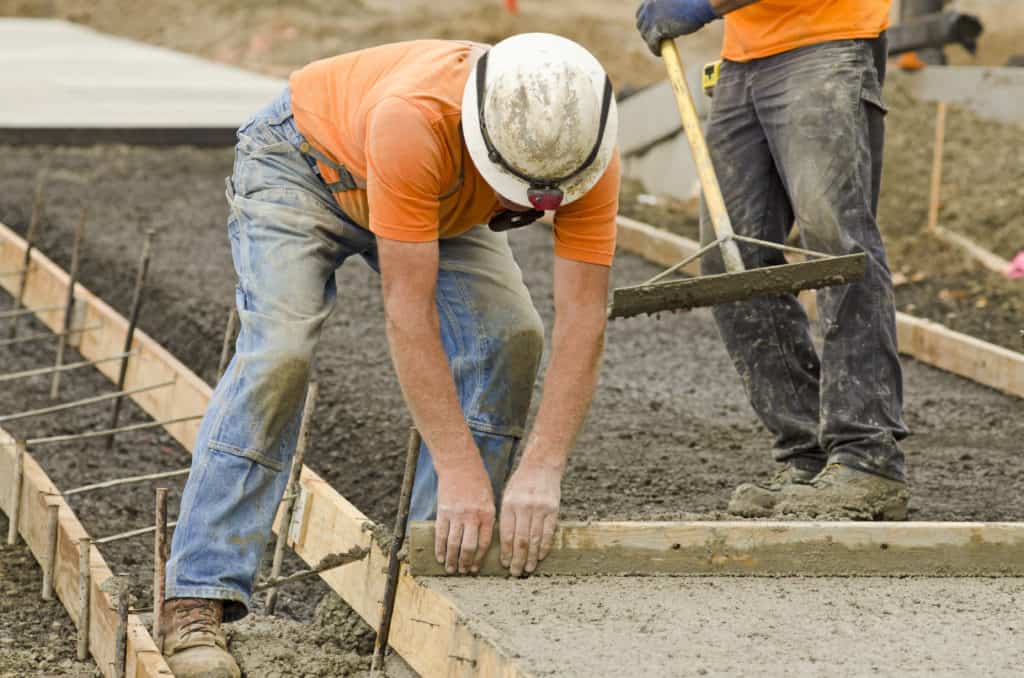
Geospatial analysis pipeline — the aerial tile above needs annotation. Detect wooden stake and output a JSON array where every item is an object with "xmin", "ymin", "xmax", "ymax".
[
  {"xmin": 114, "ymin": 579, "xmax": 129, "ymax": 678},
  {"xmin": 6, "ymin": 440, "xmax": 24, "ymax": 545},
  {"xmin": 216, "ymin": 307, "xmax": 238, "ymax": 381},
  {"xmin": 77, "ymin": 537, "xmax": 91, "ymax": 662},
  {"xmin": 51, "ymin": 207, "xmax": 86, "ymax": 399},
  {"xmin": 152, "ymin": 488, "xmax": 168, "ymax": 646},
  {"xmin": 9, "ymin": 173, "xmax": 45, "ymax": 340},
  {"xmin": 106, "ymin": 230, "xmax": 154, "ymax": 450},
  {"xmin": 266, "ymin": 381, "xmax": 319, "ymax": 615},
  {"xmin": 927, "ymin": 101, "xmax": 947, "ymax": 233},
  {"xmin": 41, "ymin": 502, "xmax": 59, "ymax": 600}
]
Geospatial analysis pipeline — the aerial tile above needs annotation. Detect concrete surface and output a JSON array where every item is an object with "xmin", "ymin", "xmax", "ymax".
[
  {"xmin": 0, "ymin": 18, "xmax": 284, "ymax": 144},
  {"xmin": 429, "ymin": 576, "xmax": 1024, "ymax": 677}
]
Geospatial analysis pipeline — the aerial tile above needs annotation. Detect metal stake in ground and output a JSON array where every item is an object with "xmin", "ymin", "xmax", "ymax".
[
  {"xmin": 113, "ymin": 578, "xmax": 130, "ymax": 678},
  {"xmin": 77, "ymin": 537, "xmax": 92, "ymax": 661},
  {"xmin": 265, "ymin": 381, "xmax": 319, "ymax": 615},
  {"xmin": 6, "ymin": 440, "xmax": 25, "ymax": 545},
  {"xmin": 216, "ymin": 307, "xmax": 239, "ymax": 380},
  {"xmin": 370, "ymin": 427, "xmax": 422, "ymax": 676},
  {"xmin": 50, "ymin": 206, "xmax": 87, "ymax": 399},
  {"xmin": 152, "ymin": 487, "xmax": 168, "ymax": 646},
  {"xmin": 42, "ymin": 503, "xmax": 60, "ymax": 600},
  {"xmin": 106, "ymin": 230, "xmax": 154, "ymax": 451},
  {"xmin": 9, "ymin": 172, "xmax": 45, "ymax": 340}
]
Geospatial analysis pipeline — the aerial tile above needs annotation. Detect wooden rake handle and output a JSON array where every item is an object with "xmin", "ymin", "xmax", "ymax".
[{"xmin": 660, "ymin": 39, "xmax": 745, "ymax": 273}]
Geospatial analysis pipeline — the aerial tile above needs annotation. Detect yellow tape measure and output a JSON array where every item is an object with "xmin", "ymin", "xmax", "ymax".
[{"xmin": 701, "ymin": 60, "xmax": 722, "ymax": 97}]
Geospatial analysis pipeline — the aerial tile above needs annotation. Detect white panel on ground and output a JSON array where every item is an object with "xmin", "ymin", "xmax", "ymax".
[
  {"xmin": 887, "ymin": 67, "xmax": 1024, "ymax": 125},
  {"xmin": 622, "ymin": 132, "xmax": 700, "ymax": 202}
]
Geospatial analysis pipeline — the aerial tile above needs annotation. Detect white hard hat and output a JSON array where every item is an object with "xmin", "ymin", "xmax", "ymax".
[{"xmin": 462, "ymin": 33, "xmax": 618, "ymax": 210}]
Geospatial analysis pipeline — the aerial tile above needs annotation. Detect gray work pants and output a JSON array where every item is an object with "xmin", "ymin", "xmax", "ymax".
[{"xmin": 700, "ymin": 36, "xmax": 908, "ymax": 481}]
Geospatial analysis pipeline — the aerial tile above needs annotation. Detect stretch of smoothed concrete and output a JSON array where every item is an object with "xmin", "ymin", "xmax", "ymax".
[{"xmin": 0, "ymin": 19, "xmax": 284, "ymax": 144}]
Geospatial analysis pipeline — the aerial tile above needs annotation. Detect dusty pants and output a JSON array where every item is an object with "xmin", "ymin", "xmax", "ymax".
[
  {"xmin": 165, "ymin": 88, "xmax": 544, "ymax": 620},
  {"xmin": 699, "ymin": 37, "xmax": 908, "ymax": 481}
]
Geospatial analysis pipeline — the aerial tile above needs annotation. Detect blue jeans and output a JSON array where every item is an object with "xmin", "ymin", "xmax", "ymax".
[
  {"xmin": 165, "ymin": 88, "xmax": 544, "ymax": 620},
  {"xmin": 699, "ymin": 37, "xmax": 908, "ymax": 481}
]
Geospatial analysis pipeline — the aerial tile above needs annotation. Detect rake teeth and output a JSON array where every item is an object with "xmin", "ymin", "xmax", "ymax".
[{"xmin": 609, "ymin": 253, "xmax": 867, "ymax": 320}]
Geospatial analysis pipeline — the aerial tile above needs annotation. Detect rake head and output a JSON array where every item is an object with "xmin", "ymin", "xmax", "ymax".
[{"xmin": 608, "ymin": 253, "xmax": 867, "ymax": 320}]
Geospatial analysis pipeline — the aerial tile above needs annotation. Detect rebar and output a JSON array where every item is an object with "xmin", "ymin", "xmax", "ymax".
[
  {"xmin": 0, "ymin": 380, "xmax": 175, "ymax": 424},
  {"xmin": 51, "ymin": 208, "xmax": 87, "ymax": 399},
  {"xmin": 266, "ymin": 381, "xmax": 319, "ymax": 615},
  {"xmin": 0, "ymin": 304, "xmax": 64, "ymax": 320},
  {"xmin": 9, "ymin": 173, "xmax": 45, "ymax": 340},
  {"xmin": 253, "ymin": 546, "xmax": 368, "ymax": 593},
  {"xmin": 77, "ymin": 537, "xmax": 91, "ymax": 661},
  {"xmin": 94, "ymin": 521, "xmax": 177, "ymax": 546},
  {"xmin": 6, "ymin": 440, "xmax": 25, "ymax": 545},
  {"xmin": 370, "ymin": 427, "xmax": 423, "ymax": 675},
  {"xmin": 22, "ymin": 414, "xmax": 201, "ymax": 447},
  {"xmin": 62, "ymin": 467, "xmax": 189, "ymax": 498},
  {"xmin": 216, "ymin": 307, "xmax": 238, "ymax": 381},
  {"xmin": 42, "ymin": 503, "xmax": 59, "ymax": 600},
  {"xmin": 106, "ymin": 231, "xmax": 154, "ymax": 450},
  {"xmin": 153, "ymin": 488, "xmax": 168, "ymax": 646},
  {"xmin": 0, "ymin": 350, "xmax": 137, "ymax": 384},
  {"xmin": 0, "ymin": 323, "xmax": 100, "ymax": 349}
]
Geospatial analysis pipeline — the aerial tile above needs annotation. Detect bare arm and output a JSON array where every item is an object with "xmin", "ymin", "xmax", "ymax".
[
  {"xmin": 378, "ymin": 237, "xmax": 495, "ymax": 574},
  {"xmin": 499, "ymin": 256, "xmax": 609, "ymax": 576}
]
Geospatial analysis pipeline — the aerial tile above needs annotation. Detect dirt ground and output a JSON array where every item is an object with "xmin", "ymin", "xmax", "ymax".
[{"xmin": 1, "ymin": 2, "xmax": 1023, "ymax": 676}]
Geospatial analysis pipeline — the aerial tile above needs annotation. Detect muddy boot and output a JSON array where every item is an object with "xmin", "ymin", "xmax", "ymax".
[
  {"xmin": 160, "ymin": 598, "xmax": 241, "ymax": 678},
  {"xmin": 774, "ymin": 463, "xmax": 909, "ymax": 520},
  {"xmin": 727, "ymin": 464, "xmax": 821, "ymax": 517}
]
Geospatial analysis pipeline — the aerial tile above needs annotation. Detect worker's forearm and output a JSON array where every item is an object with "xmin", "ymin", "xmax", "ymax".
[
  {"xmin": 711, "ymin": 0, "xmax": 760, "ymax": 15},
  {"xmin": 384, "ymin": 298, "xmax": 478, "ymax": 474},
  {"xmin": 519, "ymin": 308, "xmax": 606, "ymax": 473}
]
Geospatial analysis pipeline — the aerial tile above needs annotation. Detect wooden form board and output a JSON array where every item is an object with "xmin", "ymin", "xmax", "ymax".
[
  {"xmin": 0, "ymin": 427, "xmax": 170, "ymax": 677},
  {"xmin": 0, "ymin": 221, "xmax": 528, "ymax": 678},
  {"xmin": 612, "ymin": 218, "xmax": 1024, "ymax": 399},
  {"xmin": 408, "ymin": 520, "xmax": 1024, "ymax": 577}
]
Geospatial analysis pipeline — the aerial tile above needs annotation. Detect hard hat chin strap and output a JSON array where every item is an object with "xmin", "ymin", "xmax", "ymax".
[{"xmin": 476, "ymin": 51, "xmax": 613, "ymax": 211}]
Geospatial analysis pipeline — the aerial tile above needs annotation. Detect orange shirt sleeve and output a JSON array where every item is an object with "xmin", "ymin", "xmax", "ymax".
[
  {"xmin": 552, "ymin": 150, "xmax": 620, "ymax": 266},
  {"xmin": 365, "ymin": 97, "xmax": 444, "ymax": 242}
]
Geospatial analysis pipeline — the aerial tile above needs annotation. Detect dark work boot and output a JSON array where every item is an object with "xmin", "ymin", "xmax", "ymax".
[
  {"xmin": 160, "ymin": 598, "xmax": 241, "ymax": 678},
  {"xmin": 774, "ymin": 463, "xmax": 909, "ymax": 520},
  {"xmin": 727, "ymin": 463, "xmax": 821, "ymax": 517}
]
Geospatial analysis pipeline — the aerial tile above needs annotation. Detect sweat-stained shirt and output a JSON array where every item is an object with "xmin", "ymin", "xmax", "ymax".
[
  {"xmin": 722, "ymin": 0, "xmax": 891, "ymax": 62},
  {"xmin": 288, "ymin": 40, "xmax": 620, "ymax": 267}
]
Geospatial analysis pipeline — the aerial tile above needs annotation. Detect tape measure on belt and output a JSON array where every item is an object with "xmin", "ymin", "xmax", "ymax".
[{"xmin": 701, "ymin": 60, "xmax": 722, "ymax": 98}]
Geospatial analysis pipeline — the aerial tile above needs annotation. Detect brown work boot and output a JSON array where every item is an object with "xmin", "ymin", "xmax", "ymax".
[
  {"xmin": 774, "ymin": 463, "xmax": 909, "ymax": 520},
  {"xmin": 727, "ymin": 464, "xmax": 821, "ymax": 517},
  {"xmin": 160, "ymin": 598, "xmax": 240, "ymax": 678}
]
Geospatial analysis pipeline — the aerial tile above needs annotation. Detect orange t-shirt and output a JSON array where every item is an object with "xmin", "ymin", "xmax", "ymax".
[
  {"xmin": 721, "ymin": 0, "xmax": 891, "ymax": 62},
  {"xmin": 288, "ymin": 40, "xmax": 620, "ymax": 266}
]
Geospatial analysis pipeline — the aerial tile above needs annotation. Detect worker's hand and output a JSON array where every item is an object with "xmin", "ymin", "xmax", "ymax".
[
  {"xmin": 435, "ymin": 458, "xmax": 496, "ymax": 575},
  {"xmin": 499, "ymin": 461, "xmax": 562, "ymax": 577},
  {"xmin": 636, "ymin": 0, "xmax": 720, "ymax": 56}
]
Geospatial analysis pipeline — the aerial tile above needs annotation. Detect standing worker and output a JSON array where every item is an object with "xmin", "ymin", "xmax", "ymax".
[
  {"xmin": 636, "ymin": 0, "xmax": 909, "ymax": 519},
  {"xmin": 159, "ymin": 33, "xmax": 620, "ymax": 678}
]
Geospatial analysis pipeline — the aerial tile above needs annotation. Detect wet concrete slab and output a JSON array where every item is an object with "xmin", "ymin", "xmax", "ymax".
[{"xmin": 0, "ymin": 19, "xmax": 284, "ymax": 145}]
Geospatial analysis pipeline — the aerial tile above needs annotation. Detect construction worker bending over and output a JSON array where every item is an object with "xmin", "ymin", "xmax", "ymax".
[
  {"xmin": 636, "ymin": 0, "xmax": 909, "ymax": 519},
  {"xmin": 160, "ymin": 34, "xmax": 620, "ymax": 678}
]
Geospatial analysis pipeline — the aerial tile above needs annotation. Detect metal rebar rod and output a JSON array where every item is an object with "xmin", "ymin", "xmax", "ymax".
[
  {"xmin": 6, "ymin": 440, "xmax": 25, "ymax": 545},
  {"xmin": 51, "ymin": 208, "xmax": 87, "ymax": 399},
  {"xmin": 42, "ymin": 503, "xmax": 59, "ymax": 600},
  {"xmin": 94, "ymin": 520, "xmax": 177, "ymax": 546},
  {"xmin": 62, "ymin": 467, "xmax": 189, "ymax": 498},
  {"xmin": 113, "ymin": 579, "xmax": 129, "ymax": 678},
  {"xmin": 9, "ymin": 174, "xmax": 45, "ymax": 340},
  {"xmin": 22, "ymin": 414, "xmax": 201, "ymax": 447},
  {"xmin": 106, "ymin": 230, "xmax": 154, "ymax": 451},
  {"xmin": 253, "ymin": 546, "xmax": 369, "ymax": 593},
  {"xmin": 730, "ymin": 234, "xmax": 835, "ymax": 261},
  {"xmin": 370, "ymin": 427, "xmax": 423, "ymax": 675},
  {"xmin": 266, "ymin": 382, "xmax": 319, "ymax": 615},
  {"xmin": 216, "ymin": 307, "xmax": 238, "ymax": 381},
  {"xmin": 77, "ymin": 537, "xmax": 91, "ymax": 661},
  {"xmin": 0, "ymin": 322, "xmax": 101, "ymax": 348},
  {"xmin": 641, "ymin": 238, "xmax": 721, "ymax": 287},
  {"xmin": 0, "ymin": 267, "xmax": 28, "ymax": 278},
  {"xmin": 0, "ymin": 380, "xmax": 176, "ymax": 425},
  {"xmin": 0, "ymin": 304, "xmax": 64, "ymax": 320},
  {"xmin": 153, "ymin": 488, "xmax": 168, "ymax": 645},
  {"xmin": 0, "ymin": 350, "xmax": 137, "ymax": 384}
]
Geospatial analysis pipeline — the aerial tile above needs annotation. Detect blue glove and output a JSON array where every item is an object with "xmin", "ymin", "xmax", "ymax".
[{"xmin": 636, "ymin": 0, "xmax": 720, "ymax": 56}]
